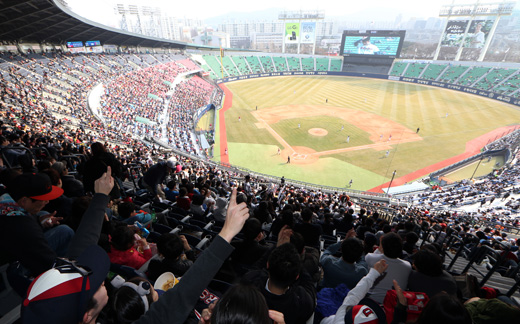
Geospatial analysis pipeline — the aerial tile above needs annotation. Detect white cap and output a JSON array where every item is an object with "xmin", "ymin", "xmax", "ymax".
[{"xmin": 166, "ymin": 157, "xmax": 176, "ymax": 169}]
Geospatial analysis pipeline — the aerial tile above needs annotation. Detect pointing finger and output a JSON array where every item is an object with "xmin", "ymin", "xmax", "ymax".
[{"xmin": 229, "ymin": 187, "xmax": 237, "ymax": 208}]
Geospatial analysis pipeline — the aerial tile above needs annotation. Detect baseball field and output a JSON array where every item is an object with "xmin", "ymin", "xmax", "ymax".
[{"xmin": 211, "ymin": 76, "xmax": 520, "ymax": 192}]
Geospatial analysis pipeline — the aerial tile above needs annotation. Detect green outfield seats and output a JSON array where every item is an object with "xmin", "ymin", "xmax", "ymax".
[
  {"xmin": 422, "ymin": 64, "xmax": 447, "ymax": 80},
  {"xmin": 272, "ymin": 57, "xmax": 288, "ymax": 72},
  {"xmin": 232, "ymin": 56, "xmax": 251, "ymax": 75},
  {"xmin": 301, "ymin": 57, "xmax": 314, "ymax": 71},
  {"xmin": 316, "ymin": 58, "xmax": 329, "ymax": 71},
  {"xmin": 246, "ymin": 56, "xmax": 263, "ymax": 74},
  {"xmin": 222, "ymin": 56, "xmax": 240, "ymax": 77},
  {"xmin": 456, "ymin": 67, "xmax": 491, "ymax": 86},
  {"xmin": 390, "ymin": 62, "xmax": 407, "ymax": 76},
  {"xmin": 259, "ymin": 56, "xmax": 275, "ymax": 72},
  {"xmin": 438, "ymin": 65, "xmax": 469, "ymax": 83},
  {"xmin": 329, "ymin": 59, "xmax": 342, "ymax": 72},
  {"xmin": 403, "ymin": 63, "xmax": 427, "ymax": 78},
  {"xmin": 287, "ymin": 57, "xmax": 300, "ymax": 71},
  {"xmin": 203, "ymin": 55, "xmax": 229, "ymax": 78}
]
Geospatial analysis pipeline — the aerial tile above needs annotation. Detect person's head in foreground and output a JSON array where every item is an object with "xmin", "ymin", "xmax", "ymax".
[
  {"xmin": 22, "ymin": 245, "xmax": 110, "ymax": 324},
  {"xmin": 111, "ymin": 277, "xmax": 159, "ymax": 323},
  {"xmin": 205, "ymin": 284, "xmax": 285, "ymax": 324}
]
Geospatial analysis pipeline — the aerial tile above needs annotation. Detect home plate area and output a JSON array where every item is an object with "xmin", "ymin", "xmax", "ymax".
[{"xmin": 292, "ymin": 153, "xmax": 308, "ymax": 160}]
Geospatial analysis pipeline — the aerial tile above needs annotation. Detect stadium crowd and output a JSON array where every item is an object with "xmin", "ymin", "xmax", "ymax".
[
  {"xmin": 1, "ymin": 50, "xmax": 520, "ymax": 324},
  {"xmin": 1, "ymin": 51, "xmax": 222, "ymax": 158}
]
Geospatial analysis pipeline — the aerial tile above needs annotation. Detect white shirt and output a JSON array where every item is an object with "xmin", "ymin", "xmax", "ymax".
[{"xmin": 320, "ymin": 268, "xmax": 382, "ymax": 324}]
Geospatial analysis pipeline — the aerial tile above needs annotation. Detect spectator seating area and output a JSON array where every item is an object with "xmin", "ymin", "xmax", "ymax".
[
  {"xmin": 1, "ymin": 123, "xmax": 519, "ymax": 322},
  {"xmin": 457, "ymin": 67, "xmax": 491, "ymax": 87},
  {"xmin": 403, "ymin": 63, "xmax": 427, "ymax": 78},
  {"xmin": 272, "ymin": 56, "xmax": 287, "ymax": 72},
  {"xmin": 315, "ymin": 57, "xmax": 330, "ymax": 71},
  {"xmin": 287, "ymin": 56, "xmax": 300, "ymax": 71},
  {"xmin": 259, "ymin": 55, "xmax": 275, "ymax": 72},
  {"xmin": 329, "ymin": 58, "xmax": 342, "ymax": 71},
  {"xmin": 222, "ymin": 56, "xmax": 240, "ymax": 76},
  {"xmin": 166, "ymin": 76, "xmax": 218, "ymax": 155},
  {"xmin": 301, "ymin": 57, "xmax": 314, "ymax": 71},
  {"xmin": 202, "ymin": 55, "xmax": 229, "ymax": 78},
  {"xmin": 245, "ymin": 55, "xmax": 263, "ymax": 74},
  {"xmin": 494, "ymin": 72, "xmax": 520, "ymax": 95},
  {"xmin": 199, "ymin": 54, "xmax": 343, "ymax": 78},
  {"xmin": 390, "ymin": 61, "xmax": 520, "ymax": 98},
  {"xmin": 2, "ymin": 50, "xmax": 520, "ymax": 323},
  {"xmin": 232, "ymin": 56, "xmax": 251, "ymax": 75},
  {"xmin": 0, "ymin": 52, "xmax": 221, "ymax": 159},
  {"xmin": 389, "ymin": 62, "xmax": 408, "ymax": 76},
  {"xmin": 421, "ymin": 63, "xmax": 448, "ymax": 80},
  {"xmin": 474, "ymin": 68, "xmax": 516, "ymax": 91}
]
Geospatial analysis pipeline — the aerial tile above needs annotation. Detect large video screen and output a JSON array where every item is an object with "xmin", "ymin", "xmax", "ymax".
[
  {"xmin": 340, "ymin": 30, "xmax": 406, "ymax": 58},
  {"xmin": 85, "ymin": 40, "xmax": 101, "ymax": 47},
  {"xmin": 66, "ymin": 41, "xmax": 84, "ymax": 48}
]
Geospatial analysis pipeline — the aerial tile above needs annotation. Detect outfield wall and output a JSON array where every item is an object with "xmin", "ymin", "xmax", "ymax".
[{"xmin": 215, "ymin": 71, "xmax": 520, "ymax": 108}]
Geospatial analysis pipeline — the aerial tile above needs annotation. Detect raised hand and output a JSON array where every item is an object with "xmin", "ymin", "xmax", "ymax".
[
  {"xmin": 94, "ymin": 166, "xmax": 114, "ymax": 195},
  {"xmin": 219, "ymin": 188, "xmax": 249, "ymax": 242}
]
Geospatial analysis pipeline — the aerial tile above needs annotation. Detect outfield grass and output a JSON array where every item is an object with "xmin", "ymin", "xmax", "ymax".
[
  {"xmin": 195, "ymin": 109, "xmax": 215, "ymax": 132},
  {"xmin": 443, "ymin": 156, "xmax": 504, "ymax": 182},
  {"xmin": 218, "ymin": 76, "xmax": 520, "ymax": 190}
]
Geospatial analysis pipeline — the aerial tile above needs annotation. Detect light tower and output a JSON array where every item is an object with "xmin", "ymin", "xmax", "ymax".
[
  {"xmin": 433, "ymin": 0, "xmax": 515, "ymax": 62},
  {"xmin": 116, "ymin": 4, "xmax": 143, "ymax": 34}
]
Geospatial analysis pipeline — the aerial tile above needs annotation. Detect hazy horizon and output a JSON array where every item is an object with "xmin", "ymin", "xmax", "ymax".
[{"xmin": 66, "ymin": 0, "xmax": 464, "ymax": 27}]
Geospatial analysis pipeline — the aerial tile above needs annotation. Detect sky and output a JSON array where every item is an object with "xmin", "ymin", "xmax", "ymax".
[
  {"xmin": 66, "ymin": 0, "xmax": 519, "ymax": 28},
  {"xmin": 67, "ymin": 0, "xmax": 454, "ymax": 24}
]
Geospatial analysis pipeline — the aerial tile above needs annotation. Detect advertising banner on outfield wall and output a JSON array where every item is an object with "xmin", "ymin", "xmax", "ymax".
[
  {"xmin": 463, "ymin": 20, "xmax": 494, "ymax": 49},
  {"xmin": 300, "ymin": 22, "xmax": 316, "ymax": 44},
  {"xmin": 215, "ymin": 71, "xmax": 520, "ymax": 108},
  {"xmin": 441, "ymin": 20, "xmax": 468, "ymax": 47},
  {"xmin": 285, "ymin": 22, "xmax": 300, "ymax": 44}
]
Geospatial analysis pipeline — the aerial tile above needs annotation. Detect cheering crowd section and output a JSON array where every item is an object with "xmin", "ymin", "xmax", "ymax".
[
  {"xmin": 100, "ymin": 62, "xmax": 184, "ymax": 138},
  {"xmin": 409, "ymin": 155, "xmax": 520, "ymax": 221},
  {"xmin": 166, "ymin": 76, "xmax": 221, "ymax": 155},
  {"xmin": 1, "ymin": 51, "xmax": 222, "ymax": 157},
  {"xmin": 0, "ymin": 115, "xmax": 519, "ymax": 322},
  {"xmin": 1, "ymin": 50, "xmax": 520, "ymax": 323}
]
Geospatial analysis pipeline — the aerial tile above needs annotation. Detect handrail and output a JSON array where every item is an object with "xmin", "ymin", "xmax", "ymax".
[{"xmin": 474, "ymin": 244, "xmax": 510, "ymax": 287}]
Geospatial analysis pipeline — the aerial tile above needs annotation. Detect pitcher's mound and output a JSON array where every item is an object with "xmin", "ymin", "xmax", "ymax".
[{"xmin": 309, "ymin": 128, "xmax": 328, "ymax": 136}]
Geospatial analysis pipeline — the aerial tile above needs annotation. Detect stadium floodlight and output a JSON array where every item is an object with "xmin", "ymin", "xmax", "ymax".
[
  {"xmin": 116, "ymin": 4, "xmax": 126, "ymax": 15},
  {"xmin": 128, "ymin": 5, "xmax": 139, "ymax": 15},
  {"xmin": 439, "ymin": 1, "xmax": 516, "ymax": 17},
  {"xmin": 434, "ymin": 1, "xmax": 516, "ymax": 62}
]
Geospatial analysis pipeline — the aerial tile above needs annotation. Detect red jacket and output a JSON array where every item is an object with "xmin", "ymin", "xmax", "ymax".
[{"xmin": 108, "ymin": 245, "xmax": 153, "ymax": 270}]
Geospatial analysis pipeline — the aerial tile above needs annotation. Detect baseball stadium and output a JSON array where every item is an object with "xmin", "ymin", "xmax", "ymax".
[{"xmin": 1, "ymin": 0, "xmax": 520, "ymax": 322}]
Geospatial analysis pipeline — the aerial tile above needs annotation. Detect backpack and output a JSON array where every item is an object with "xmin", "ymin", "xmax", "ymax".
[
  {"xmin": 453, "ymin": 273, "xmax": 481, "ymax": 300},
  {"xmin": 383, "ymin": 290, "xmax": 429, "ymax": 324}
]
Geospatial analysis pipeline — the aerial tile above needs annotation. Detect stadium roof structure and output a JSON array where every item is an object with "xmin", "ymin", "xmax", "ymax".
[{"xmin": 0, "ymin": 0, "xmax": 191, "ymax": 49}]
